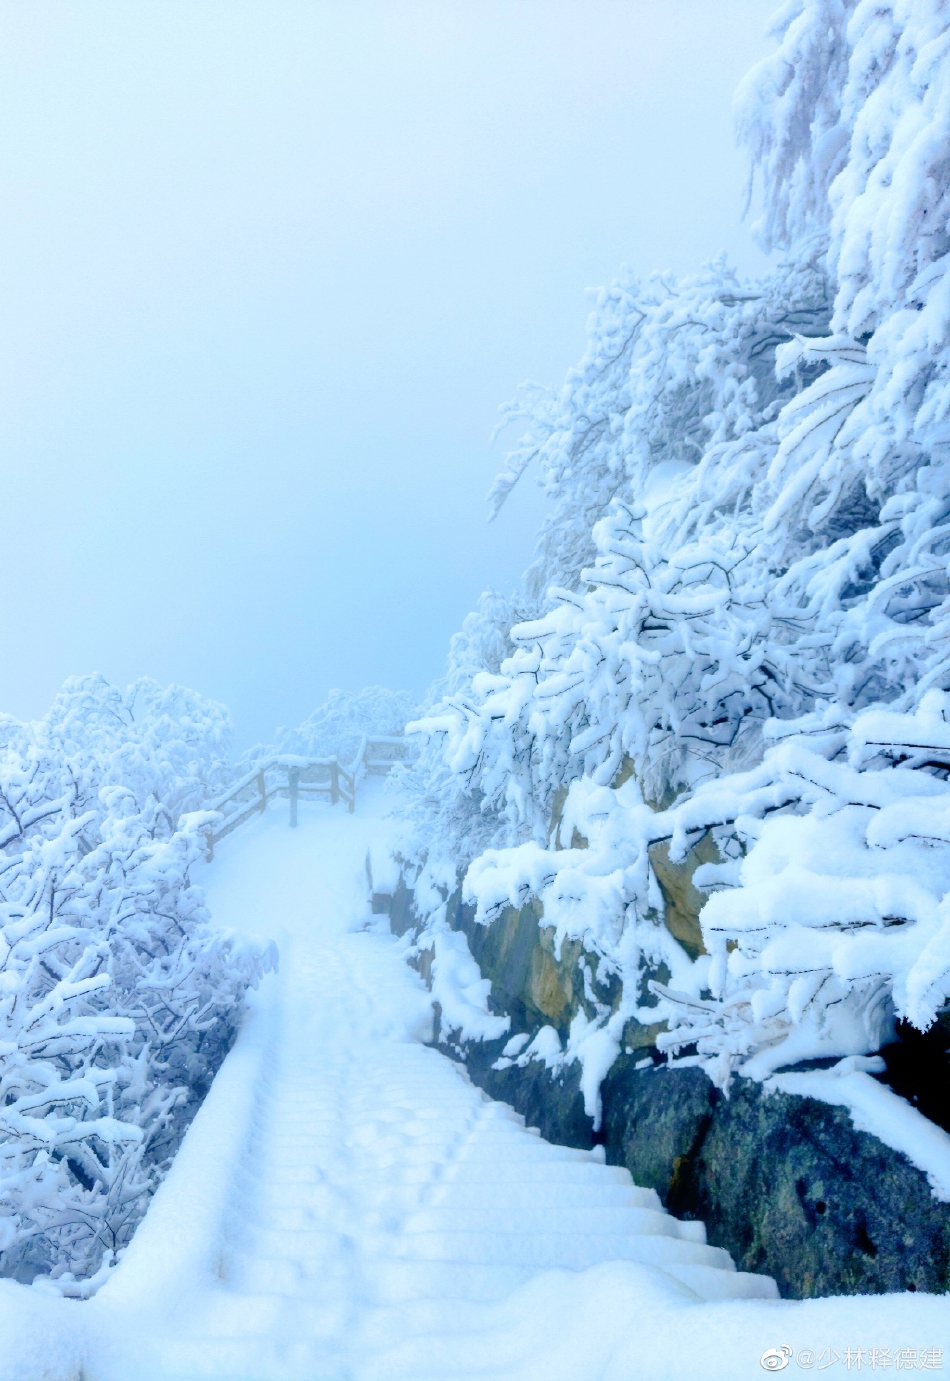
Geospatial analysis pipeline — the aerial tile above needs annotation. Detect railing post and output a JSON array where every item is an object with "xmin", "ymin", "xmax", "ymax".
[
  {"xmin": 288, "ymin": 767, "xmax": 299, "ymax": 828},
  {"xmin": 330, "ymin": 759, "xmax": 339, "ymax": 805},
  {"xmin": 257, "ymin": 769, "xmax": 267, "ymax": 814}
]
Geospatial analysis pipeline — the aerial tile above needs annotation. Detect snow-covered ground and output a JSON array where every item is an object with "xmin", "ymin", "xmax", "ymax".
[{"xmin": 2, "ymin": 783, "xmax": 948, "ymax": 1381}]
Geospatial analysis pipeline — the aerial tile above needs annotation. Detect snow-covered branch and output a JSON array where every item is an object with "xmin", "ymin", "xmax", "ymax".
[{"xmin": 0, "ymin": 676, "xmax": 273, "ymax": 1290}]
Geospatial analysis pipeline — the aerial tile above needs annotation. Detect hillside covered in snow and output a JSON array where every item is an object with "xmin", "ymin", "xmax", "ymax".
[
  {"xmin": 399, "ymin": 0, "xmax": 950, "ymax": 1106},
  {"xmin": 4, "ymin": 0, "xmax": 950, "ymax": 1367}
]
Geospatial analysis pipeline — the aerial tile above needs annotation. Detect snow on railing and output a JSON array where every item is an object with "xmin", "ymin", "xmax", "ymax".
[
  {"xmin": 202, "ymin": 735, "xmax": 411, "ymax": 859},
  {"xmin": 360, "ymin": 733, "xmax": 409, "ymax": 775}
]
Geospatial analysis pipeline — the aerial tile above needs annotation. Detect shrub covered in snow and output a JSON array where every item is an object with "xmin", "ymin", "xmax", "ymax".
[
  {"xmin": 402, "ymin": 0, "xmax": 950, "ymax": 1107},
  {"xmin": 655, "ymin": 694, "xmax": 950, "ymax": 1085},
  {"xmin": 463, "ymin": 697, "xmax": 950, "ymax": 1096},
  {"xmin": 244, "ymin": 686, "xmax": 417, "ymax": 772},
  {"xmin": 0, "ymin": 676, "xmax": 272, "ymax": 1292}
]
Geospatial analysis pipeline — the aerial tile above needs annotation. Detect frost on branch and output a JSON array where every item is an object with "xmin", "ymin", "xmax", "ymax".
[{"xmin": 0, "ymin": 676, "xmax": 273, "ymax": 1291}]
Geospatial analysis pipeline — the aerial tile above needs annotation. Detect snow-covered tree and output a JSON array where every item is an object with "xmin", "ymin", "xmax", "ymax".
[
  {"xmin": 405, "ymin": 256, "xmax": 831, "ymax": 895},
  {"xmin": 489, "ymin": 256, "xmax": 830, "ymax": 614},
  {"xmin": 243, "ymin": 686, "xmax": 417, "ymax": 772},
  {"xmin": 403, "ymin": 0, "xmax": 950, "ymax": 1102},
  {"xmin": 0, "ymin": 677, "xmax": 272, "ymax": 1292}
]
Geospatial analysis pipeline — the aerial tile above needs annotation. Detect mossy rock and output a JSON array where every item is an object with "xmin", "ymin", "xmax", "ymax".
[
  {"xmin": 449, "ymin": 891, "xmax": 589, "ymax": 1038},
  {"xmin": 600, "ymin": 1063, "xmax": 950, "ymax": 1298},
  {"xmin": 647, "ymin": 834, "xmax": 718, "ymax": 960},
  {"xmin": 448, "ymin": 1028, "xmax": 595, "ymax": 1151}
]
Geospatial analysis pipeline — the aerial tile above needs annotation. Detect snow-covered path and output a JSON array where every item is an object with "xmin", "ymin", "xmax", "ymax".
[
  {"xmin": 101, "ymin": 786, "xmax": 773, "ymax": 1380},
  {"xmin": 3, "ymin": 787, "xmax": 949, "ymax": 1381}
]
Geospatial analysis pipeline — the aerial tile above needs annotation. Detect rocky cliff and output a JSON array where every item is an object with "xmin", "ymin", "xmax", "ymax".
[{"xmin": 389, "ymin": 877, "xmax": 950, "ymax": 1299}]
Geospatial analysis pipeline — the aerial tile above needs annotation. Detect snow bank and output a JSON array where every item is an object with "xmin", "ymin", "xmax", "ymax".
[{"xmin": 427, "ymin": 927, "xmax": 510, "ymax": 1044}]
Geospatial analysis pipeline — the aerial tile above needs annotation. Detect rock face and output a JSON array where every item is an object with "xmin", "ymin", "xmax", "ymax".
[
  {"xmin": 603, "ymin": 1063, "xmax": 950, "ymax": 1298},
  {"xmin": 392, "ymin": 881, "xmax": 950, "ymax": 1299},
  {"xmin": 443, "ymin": 1028, "xmax": 950, "ymax": 1299}
]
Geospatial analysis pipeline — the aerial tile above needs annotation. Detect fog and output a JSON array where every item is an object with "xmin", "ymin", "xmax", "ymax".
[{"xmin": 0, "ymin": 0, "xmax": 773, "ymax": 747}]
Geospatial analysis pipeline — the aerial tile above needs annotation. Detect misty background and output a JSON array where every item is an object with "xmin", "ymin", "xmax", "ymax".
[{"xmin": 0, "ymin": 0, "xmax": 772, "ymax": 748}]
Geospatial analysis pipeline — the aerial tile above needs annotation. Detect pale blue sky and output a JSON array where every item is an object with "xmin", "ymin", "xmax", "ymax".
[{"xmin": 0, "ymin": 0, "xmax": 774, "ymax": 746}]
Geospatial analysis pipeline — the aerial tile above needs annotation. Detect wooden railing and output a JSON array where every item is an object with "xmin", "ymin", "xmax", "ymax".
[{"xmin": 203, "ymin": 734, "xmax": 409, "ymax": 859}]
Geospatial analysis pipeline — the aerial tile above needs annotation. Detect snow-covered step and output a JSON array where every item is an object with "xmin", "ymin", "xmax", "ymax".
[
  {"xmin": 106, "ymin": 796, "xmax": 778, "ymax": 1381},
  {"xmin": 361, "ymin": 1258, "xmax": 548, "ymax": 1304},
  {"xmin": 402, "ymin": 1205, "xmax": 704, "ymax": 1240},
  {"xmin": 245, "ymin": 1204, "xmax": 355, "ymax": 1233},
  {"xmin": 388, "ymin": 1227, "xmax": 735, "ymax": 1271},
  {"xmin": 448, "ymin": 1140, "xmax": 603, "ymax": 1163},
  {"xmin": 666, "ymin": 1264, "xmax": 778, "ymax": 1302},
  {"xmin": 421, "ymin": 1180, "xmax": 663, "ymax": 1209},
  {"xmin": 440, "ymin": 1160, "xmax": 639, "ymax": 1185},
  {"xmin": 232, "ymin": 1227, "xmax": 348, "ymax": 1260}
]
